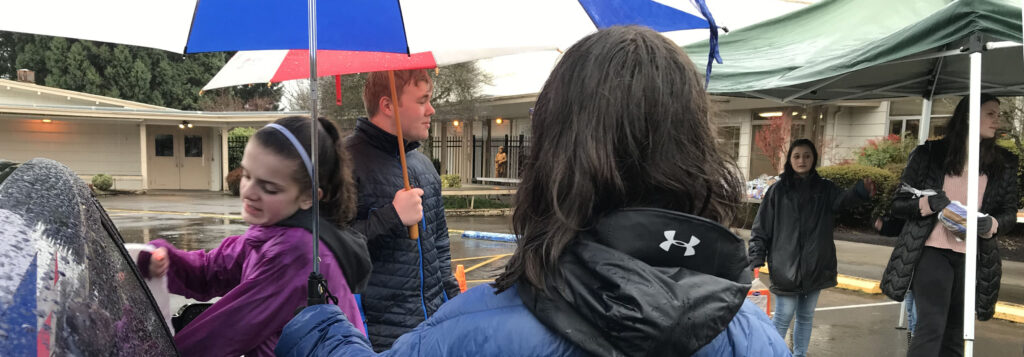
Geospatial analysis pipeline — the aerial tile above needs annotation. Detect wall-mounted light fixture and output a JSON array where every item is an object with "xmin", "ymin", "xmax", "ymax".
[
  {"xmin": 453, "ymin": 120, "xmax": 460, "ymax": 127},
  {"xmin": 758, "ymin": 111, "xmax": 783, "ymax": 118},
  {"xmin": 41, "ymin": 119, "xmax": 52, "ymax": 123},
  {"xmin": 495, "ymin": 117, "xmax": 503, "ymax": 125},
  {"xmin": 179, "ymin": 120, "xmax": 193, "ymax": 129}
]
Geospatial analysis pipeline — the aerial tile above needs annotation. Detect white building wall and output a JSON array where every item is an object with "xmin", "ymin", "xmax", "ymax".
[
  {"xmin": 717, "ymin": 109, "xmax": 751, "ymax": 180},
  {"xmin": 0, "ymin": 118, "xmax": 143, "ymax": 190},
  {"xmin": 821, "ymin": 102, "xmax": 889, "ymax": 166}
]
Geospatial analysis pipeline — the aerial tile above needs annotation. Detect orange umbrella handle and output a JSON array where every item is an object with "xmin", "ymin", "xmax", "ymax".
[{"xmin": 387, "ymin": 71, "xmax": 418, "ymax": 239}]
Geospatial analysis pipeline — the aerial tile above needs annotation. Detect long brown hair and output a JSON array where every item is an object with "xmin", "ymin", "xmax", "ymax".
[
  {"xmin": 943, "ymin": 94, "xmax": 1004, "ymax": 177},
  {"xmin": 493, "ymin": 26, "xmax": 744, "ymax": 293}
]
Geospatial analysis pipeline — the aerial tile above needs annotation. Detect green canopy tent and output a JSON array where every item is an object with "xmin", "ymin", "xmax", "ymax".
[
  {"xmin": 686, "ymin": 0, "xmax": 1022, "ymax": 103},
  {"xmin": 686, "ymin": 0, "xmax": 1024, "ymax": 354}
]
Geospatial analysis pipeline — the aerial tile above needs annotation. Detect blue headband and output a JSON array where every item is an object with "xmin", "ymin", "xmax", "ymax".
[{"xmin": 264, "ymin": 123, "xmax": 313, "ymax": 179}]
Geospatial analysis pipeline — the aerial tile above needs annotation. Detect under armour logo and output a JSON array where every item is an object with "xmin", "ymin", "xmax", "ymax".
[{"xmin": 659, "ymin": 230, "xmax": 700, "ymax": 256}]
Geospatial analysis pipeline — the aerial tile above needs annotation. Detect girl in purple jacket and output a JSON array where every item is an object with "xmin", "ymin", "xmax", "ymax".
[{"xmin": 143, "ymin": 116, "xmax": 372, "ymax": 357}]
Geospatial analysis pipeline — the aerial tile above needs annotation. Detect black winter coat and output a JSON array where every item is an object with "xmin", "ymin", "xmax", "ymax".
[
  {"xmin": 880, "ymin": 140, "xmax": 1017, "ymax": 321},
  {"xmin": 748, "ymin": 173, "xmax": 868, "ymax": 295},
  {"xmin": 346, "ymin": 118, "xmax": 460, "ymax": 350}
]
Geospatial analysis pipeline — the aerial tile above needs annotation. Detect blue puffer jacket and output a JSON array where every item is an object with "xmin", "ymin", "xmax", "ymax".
[
  {"xmin": 277, "ymin": 209, "xmax": 791, "ymax": 357},
  {"xmin": 276, "ymin": 286, "xmax": 788, "ymax": 357},
  {"xmin": 346, "ymin": 118, "xmax": 459, "ymax": 351}
]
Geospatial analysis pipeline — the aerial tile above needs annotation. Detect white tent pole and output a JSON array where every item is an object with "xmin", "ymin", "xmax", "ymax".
[
  {"xmin": 963, "ymin": 50, "xmax": 981, "ymax": 356},
  {"xmin": 920, "ymin": 55, "xmax": 944, "ymax": 144},
  {"xmin": 919, "ymin": 98, "xmax": 933, "ymax": 144}
]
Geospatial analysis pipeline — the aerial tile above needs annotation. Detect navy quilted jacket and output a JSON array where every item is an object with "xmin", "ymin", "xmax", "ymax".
[{"xmin": 346, "ymin": 118, "xmax": 459, "ymax": 351}]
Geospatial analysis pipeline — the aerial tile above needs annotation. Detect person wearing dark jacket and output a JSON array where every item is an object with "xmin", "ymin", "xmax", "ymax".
[
  {"xmin": 275, "ymin": 26, "xmax": 790, "ymax": 357},
  {"xmin": 881, "ymin": 94, "xmax": 1017, "ymax": 357},
  {"xmin": 346, "ymin": 69, "xmax": 460, "ymax": 351},
  {"xmin": 748, "ymin": 138, "xmax": 874, "ymax": 357}
]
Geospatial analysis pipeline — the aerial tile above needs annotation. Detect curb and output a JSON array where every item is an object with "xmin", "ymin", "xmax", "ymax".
[
  {"xmin": 994, "ymin": 302, "xmax": 1024, "ymax": 324},
  {"xmin": 445, "ymin": 208, "xmax": 512, "ymax": 217},
  {"xmin": 835, "ymin": 275, "xmax": 882, "ymax": 294}
]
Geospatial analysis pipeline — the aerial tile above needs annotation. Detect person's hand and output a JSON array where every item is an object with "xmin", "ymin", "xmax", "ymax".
[
  {"xmin": 927, "ymin": 190, "xmax": 951, "ymax": 213},
  {"xmin": 864, "ymin": 178, "xmax": 877, "ymax": 198},
  {"xmin": 393, "ymin": 188, "xmax": 424, "ymax": 226},
  {"xmin": 978, "ymin": 215, "xmax": 994, "ymax": 238},
  {"xmin": 748, "ymin": 256, "xmax": 765, "ymax": 271},
  {"xmin": 150, "ymin": 247, "xmax": 169, "ymax": 278}
]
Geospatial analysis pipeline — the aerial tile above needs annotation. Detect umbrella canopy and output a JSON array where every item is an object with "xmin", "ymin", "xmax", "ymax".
[
  {"xmin": 683, "ymin": 0, "xmax": 1024, "ymax": 102},
  {"xmin": 1, "ymin": 0, "xmax": 723, "ymax": 308},
  {"xmin": 202, "ymin": 50, "xmax": 438, "ymax": 92},
  {"xmin": 3, "ymin": 0, "xmax": 716, "ymax": 57}
]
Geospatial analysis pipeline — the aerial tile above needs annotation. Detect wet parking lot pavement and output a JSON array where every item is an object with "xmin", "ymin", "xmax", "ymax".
[{"xmin": 99, "ymin": 193, "xmax": 1024, "ymax": 356}]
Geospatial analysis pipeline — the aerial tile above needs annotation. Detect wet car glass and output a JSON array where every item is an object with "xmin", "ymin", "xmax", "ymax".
[{"xmin": 0, "ymin": 158, "xmax": 177, "ymax": 356}]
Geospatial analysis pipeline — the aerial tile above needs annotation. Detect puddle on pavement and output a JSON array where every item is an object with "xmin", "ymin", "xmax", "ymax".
[{"xmin": 111, "ymin": 215, "xmax": 248, "ymax": 251}]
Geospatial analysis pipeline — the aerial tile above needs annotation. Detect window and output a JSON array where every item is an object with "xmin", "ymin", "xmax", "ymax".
[
  {"xmin": 717, "ymin": 126, "xmax": 740, "ymax": 161},
  {"xmin": 889, "ymin": 97, "xmax": 957, "ymax": 139},
  {"xmin": 184, "ymin": 136, "xmax": 203, "ymax": 158},
  {"xmin": 155, "ymin": 135, "xmax": 174, "ymax": 157}
]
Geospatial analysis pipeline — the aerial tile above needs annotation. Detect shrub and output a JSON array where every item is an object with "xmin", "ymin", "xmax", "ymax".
[
  {"xmin": 440, "ymin": 174, "xmax": 461, "ymax": 188},
  {"xmin": 443, "ymin": 196, "xmax": 510, "ymax": 209},
  {"xmin": 226, "ymin": 167, "xmax": 243, "ymax": 196},
  {"xmin": 432, "ymin": 158, "xmax": 442, "ymax": 175},
  {"xmin": 855, "ymin": 134, "xmax": 916, "ymax": 168},
  {"xmin": 92, "ymin": 174, "xmax": 114, "ymax": 191},
  {"xmin": 882, "ymin": 162, "xmax": 906, "ymax": 180},
  {"xmin": 818, "ymin": 164, "xmax": 899, "ymax": 229}
]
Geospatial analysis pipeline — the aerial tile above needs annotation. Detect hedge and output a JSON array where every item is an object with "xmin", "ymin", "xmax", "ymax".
[{"xmin": 817, "ymin": 164, "xmax": 899, "ymax": 229}]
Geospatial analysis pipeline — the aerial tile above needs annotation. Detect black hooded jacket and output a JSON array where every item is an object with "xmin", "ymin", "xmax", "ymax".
[
  {"xmin": 519, "ymin": 208, "xmax": 755, "ymax": 356},
  {"xmin": 748, "ymin": 172, "xmax": 869, "ymax": 295},
  {"xmin": 277, "ymin": 209, "xmax": 372, "ymax": 293}
]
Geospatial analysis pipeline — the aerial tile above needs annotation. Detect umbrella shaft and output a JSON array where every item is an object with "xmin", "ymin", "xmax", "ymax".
[{"xmin": 308, "ymin": 0, "xmax": 320, "ymax": 275}]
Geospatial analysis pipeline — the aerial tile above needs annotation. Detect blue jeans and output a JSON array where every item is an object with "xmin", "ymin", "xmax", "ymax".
[
  {"xmin": 773, "ymin": 290, "xmax": 821, "ymax": 357},
  {"xmin": 905, "ymin": 289, "xmax": 917, "ymax": 334}
]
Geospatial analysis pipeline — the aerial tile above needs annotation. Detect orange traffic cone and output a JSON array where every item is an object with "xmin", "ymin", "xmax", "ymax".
[{"xmin": 455, "ymin": 264, "xmax": 467, "ymax": 293}]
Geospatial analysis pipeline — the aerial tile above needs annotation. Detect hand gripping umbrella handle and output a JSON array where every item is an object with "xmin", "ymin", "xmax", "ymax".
[{"xmin": 388, "ymin": 70, "xmax": 419, "ymax": 239}]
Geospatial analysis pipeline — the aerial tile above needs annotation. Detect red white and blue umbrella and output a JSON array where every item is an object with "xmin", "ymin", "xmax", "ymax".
[
  {"xmin": 0, "ymin": 0, "xmax": 721, "ymax": 307},
  {"xmin": 202, "ymin": 50, "xmax": 438, "ymax": 93},
  {"xmin": 1, "ymin": 0, "xmax": 719, "ymax": 58}
]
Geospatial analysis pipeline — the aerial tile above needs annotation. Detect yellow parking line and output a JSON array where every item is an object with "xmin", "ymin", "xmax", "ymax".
[
  {"xmin": 464, "ymin": 255, "xmax": 508, "ymax": 273},
  {"xmin": 448, "ymin": 229, "xmax": 465, "ymax": 235},
  {"xmin": 451, "ymin": 253, "xmax": 512, "ymax": 263},
  {"xmin": 107, "ymin": 209, "xmax": 242, "ymax": 220},
  {"xmin": 466, "ymin": 279, "xmax": 495, "ymax": 284}
]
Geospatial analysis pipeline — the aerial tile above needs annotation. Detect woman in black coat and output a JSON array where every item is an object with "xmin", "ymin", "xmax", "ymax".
[
  {"xmin": 881, "ymin": 94, "xmax": 1018, "ymax": 357},
  {"xmin": 748, "ymin": 138, "xmax": 874, "ymax": 357}
]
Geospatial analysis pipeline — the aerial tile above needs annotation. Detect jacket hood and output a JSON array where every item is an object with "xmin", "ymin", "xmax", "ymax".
[
  {"xmin": 519, "ymin": 208, "xmax": 751, "ymax": 356},
  {"xmin": 278, "ymin": 209, "xmax": 372, "ymax": 293}
]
